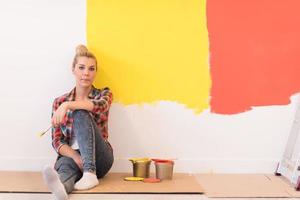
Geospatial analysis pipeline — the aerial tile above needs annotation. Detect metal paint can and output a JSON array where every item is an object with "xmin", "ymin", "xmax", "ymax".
[
  {"xmin": 129, "ymin": 158, "xmax": 151, "ymax": 178},
  {"xmin": 154, "ymin": 160, "xmax": 174, "ymax": 180}
]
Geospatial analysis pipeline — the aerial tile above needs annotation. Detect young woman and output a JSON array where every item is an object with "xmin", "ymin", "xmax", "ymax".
[{"xmin": 42, "ymin": 45, "xmax": 114, "ymax": 200}]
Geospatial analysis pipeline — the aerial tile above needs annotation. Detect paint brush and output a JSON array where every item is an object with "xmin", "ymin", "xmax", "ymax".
[{"xmin": 37, "ymin": 126, "xmax": 52, "ymax": 137}]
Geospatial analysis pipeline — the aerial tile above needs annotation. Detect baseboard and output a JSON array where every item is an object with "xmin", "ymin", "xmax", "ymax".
[
  {"xmin": 112, "ymin": 158, "xmax": 279, "ymax": 174},
  {"xmin": 0, "ymin": 157, "xmax": 279, "ymax": 174}
]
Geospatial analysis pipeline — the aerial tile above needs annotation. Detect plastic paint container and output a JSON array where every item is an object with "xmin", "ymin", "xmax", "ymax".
[
  {"xmin": 153, "ymin": 159, "xmax": 174, "ymax": 180},
  {"xmin": 129, "ymin": 158, "xmax": 151, "ymax": 178}
]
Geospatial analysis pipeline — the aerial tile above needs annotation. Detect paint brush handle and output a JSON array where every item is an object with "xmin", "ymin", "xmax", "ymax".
[{"xmin": 38, "ymin": 126, "xmax": 52, "ymax": 137}]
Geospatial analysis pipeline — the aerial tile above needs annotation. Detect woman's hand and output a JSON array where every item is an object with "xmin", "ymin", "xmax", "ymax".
[
  {"xmin": 58, "ymin": 145, "xmax": 83, "ymax": 171},
  {"xmin": 52, "ymin": 102, "xmax": 69, "ymax": 127},
  {"xmin": 72, "ymin": 153, "xmax": 83, "ymax": 171}
]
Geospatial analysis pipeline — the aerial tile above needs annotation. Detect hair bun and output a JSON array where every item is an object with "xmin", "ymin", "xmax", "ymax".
[{"xmin": 76, "ymin": 44, "xmax": 88, "ymax": 55}]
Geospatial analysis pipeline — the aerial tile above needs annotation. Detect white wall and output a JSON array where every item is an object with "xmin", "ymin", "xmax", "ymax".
[
  {"xmin": 0, "ymin": 0, "xmax": 295, "ymax": 174},
  {"xmin": 0, "ymin": 0, "xmax": 86, "ymax": 169}
]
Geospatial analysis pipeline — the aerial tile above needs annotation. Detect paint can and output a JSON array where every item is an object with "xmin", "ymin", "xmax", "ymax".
[
  {"xmin": 153, "ymin": 159, "xmax": 174, "ymax": 180},
  {"xmin": 129, "ymin": 158, "xmax": 151, "ymax": 178}
]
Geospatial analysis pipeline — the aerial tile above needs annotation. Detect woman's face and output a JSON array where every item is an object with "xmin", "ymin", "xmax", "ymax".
[{"xmin": 73, "ymin": 56, "xmax": 97, "ymax": 88}]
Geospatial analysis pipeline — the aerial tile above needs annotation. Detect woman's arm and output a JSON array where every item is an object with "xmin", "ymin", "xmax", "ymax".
[
  {"xmin": 52, "ymin": 100, "xmax": 93, "ymax": 127},
  {"xmin": 66, "ymin": 100, "xmax": 94, "ymax": 111},
  {"xmin": 51, "ymin": 100, "xmax": 68, "ymax": 151},
  {"xmin": 58, "ymin": 144, "xmax": 83, "ymax": 171},
  {"xmin": 52, "ymin": 99, "xmax": 85, "ymax": 170},
  {"xmin": 65, "ymin": 87, "xmax": 113, "ymax": 113},
  {"xmin": 90, "ymin": 87, "xmax": 113, "ymax": 113},
  {"xmin": 52, "ymin": 88, "xmax": 113, "ymax": 126}
]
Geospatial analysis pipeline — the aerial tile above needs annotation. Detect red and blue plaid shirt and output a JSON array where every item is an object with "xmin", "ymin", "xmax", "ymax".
[{"xmin": 51, "ymin": 86, "xmax": 113, "ymax": 153}]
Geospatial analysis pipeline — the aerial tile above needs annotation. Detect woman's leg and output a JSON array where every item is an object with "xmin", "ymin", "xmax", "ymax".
[
  {"xmin": 42, "ymin": 156, "xmax": 82, "ymax": 200},
  {"xmin": 54, "ymin": 156, "xmax": 82, "ymax": 193},
  {"xmin": 72, "ymin": 110, "xmax": 114, "ymax": 189},
  {"xmin": 94, "ymin": 127, "xmax": 114, "ymax": 179},
  {"xmin": 73, "ymin": 109, "xmax": 98, "ymax": 173}
]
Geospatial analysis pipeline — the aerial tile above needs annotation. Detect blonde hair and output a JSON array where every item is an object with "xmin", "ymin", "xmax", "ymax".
[{"xmin": 72, "ymin": 44, "xmax": 98, "ymax": 70}]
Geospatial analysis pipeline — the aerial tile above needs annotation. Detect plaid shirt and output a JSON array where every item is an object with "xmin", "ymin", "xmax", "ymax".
[{"xmin": 51, "ymin": 86, "xmax": 113, "ymax": 153}]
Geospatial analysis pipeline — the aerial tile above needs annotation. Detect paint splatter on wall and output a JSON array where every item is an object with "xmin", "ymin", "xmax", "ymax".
[{"xmin": 87, "ymin": 0, "xmax": 210, "ymax": 113}]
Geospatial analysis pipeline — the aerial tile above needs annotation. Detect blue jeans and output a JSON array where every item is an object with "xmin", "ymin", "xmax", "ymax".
[{"xmin": 54, "ymin": 110, "xmax": 114, "ymax": 193}]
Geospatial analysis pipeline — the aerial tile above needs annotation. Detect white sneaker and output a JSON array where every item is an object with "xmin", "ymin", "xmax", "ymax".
[
  {"xmin": 74, "ymin": 172, "xmax": 99, "ymax": 190},
  {"xmin": 42, "ymin": 165, "xmax": 68, "ymax": 200}
]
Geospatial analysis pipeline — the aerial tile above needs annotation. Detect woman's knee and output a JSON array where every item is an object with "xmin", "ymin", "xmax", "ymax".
[
  {"xmin": 55, "ymin": 157, "xmax": 80, "ymax": 172},
  {"xmin": 73, "ymin": 110, "xmax": 92, "ymax": 125},
  {"xmin": 73, "ymin": 109, "xmax": 90, "ymax": 119}
]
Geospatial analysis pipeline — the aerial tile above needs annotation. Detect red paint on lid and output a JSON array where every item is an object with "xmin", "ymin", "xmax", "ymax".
[{"xmin": 152, "ymin": 158, "xmax": 174, "ymax": 164}]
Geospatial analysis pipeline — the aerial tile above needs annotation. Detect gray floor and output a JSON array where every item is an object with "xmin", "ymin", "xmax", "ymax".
[{"xmin": 0, "ymin": 194, "xmax": 296, "ymax": 200}]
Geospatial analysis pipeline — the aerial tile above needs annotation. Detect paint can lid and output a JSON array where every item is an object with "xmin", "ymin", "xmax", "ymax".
[
  {"xmin": 143, "ymin": 178, "xmax": 161, "ymax": 183},
  {"xmin": 124, "ymin": 177, "xmax": 144, "ymax": 181},
  {"xmin": 129, "ymin": 157, "xmax": 151, "ymax": 163},
  {"xmin": 152, "ymin": 158, "xmax": 174, "ymax": 164}
]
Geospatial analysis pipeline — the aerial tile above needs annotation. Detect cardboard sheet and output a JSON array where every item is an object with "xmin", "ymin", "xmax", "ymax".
[
  {"xmin": 3, "ymin": 171, "xmax": 299, "ymax": 197},
  {"xmin": 196, "ymin": 174, "xmax": 290, "ymax": 197},
  {"xmin": 0, "ymin": 171, "xmax": 48, "ymax": 193},
  {"xmin": 266, "ymin": 174, "xmax": 300, "ymax": 197},
  {"xmin": 0, "ymin": 171, "xmax": 203, "ymax": 194}
]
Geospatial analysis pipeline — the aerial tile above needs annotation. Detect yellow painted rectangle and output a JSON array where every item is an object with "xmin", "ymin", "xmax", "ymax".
[{"xmin": 87, "ymin": 0, "xmax": 210, "ymax": 113}]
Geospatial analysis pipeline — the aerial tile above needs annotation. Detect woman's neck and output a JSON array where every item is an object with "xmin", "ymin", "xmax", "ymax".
[{"xmin": 75, "ymin": 85, "xmax": 92, "ymax": 101}]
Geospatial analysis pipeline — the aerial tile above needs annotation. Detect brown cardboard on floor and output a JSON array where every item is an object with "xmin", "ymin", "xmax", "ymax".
[
  {"xmin": 196, "ymin": 174, "xmax": 290, "ymax": 197},
  {"xmin": 76, "ymin": 173, "xmax": 203, "ymax": 194},
  {"xmin": 0, "ymin": 171, "xmax": 49, "ymax": 193},
  {"xmin": 0, "ymin": 171, "xmax": 203, "ymax": 194},
  {"xmin": 266, "ymin": 174, "xmax": 300, "ymax": 197}
]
